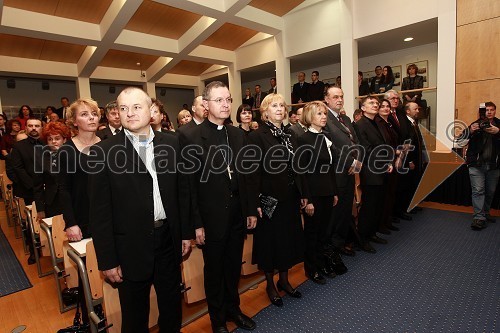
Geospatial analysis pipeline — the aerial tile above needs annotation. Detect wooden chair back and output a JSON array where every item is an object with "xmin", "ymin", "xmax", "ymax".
[
  {"xmin": 241, "ymin": 234, "xmax": 258, "ymax": 275},
  {"xmin": 182, "ymin": 243, "xmax": 206, "ymax": 304},
  {"xmin": 85, "ymin": 240, "xmax": 103, "ymax": 300},
  {"xmin": 51, "ymin": 214, "xmax": 78, "ymax": 288}
]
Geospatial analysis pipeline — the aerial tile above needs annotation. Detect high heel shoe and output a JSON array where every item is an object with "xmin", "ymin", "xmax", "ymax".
[
  {"xmin": 277, "ymin": 281, "xmax": 302, "ymax": 298},
  {"xmin": 266, "ymin": 288, "xmax": 283, "ymax": 307}
]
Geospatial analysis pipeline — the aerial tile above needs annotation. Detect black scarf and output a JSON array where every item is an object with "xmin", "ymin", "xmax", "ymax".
[{"xmin": 265, "ymin": 121, "xmax": 294, "ymax": 156}]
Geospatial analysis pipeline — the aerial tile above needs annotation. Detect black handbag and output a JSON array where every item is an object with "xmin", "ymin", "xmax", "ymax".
[{"xmin": 259, "ymin": 194, "xmax": 278, "ymax": 219}]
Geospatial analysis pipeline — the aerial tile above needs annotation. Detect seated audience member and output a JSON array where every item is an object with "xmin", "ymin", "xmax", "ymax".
[
  {"xmin": 43, "ymin": 106, "xmax": 57, "ymax": 123},
  {"xmin": 96, "ymin": 101, "xmax": 122, "ymax": 140},
  {"xmin": 466, "ymin": 102, "xmax": 500, "ymax": 230},
  {"xmin": 292, "ymin": 72, "xmax": 309, "ymax": 104},
  {"xmin": 2, "ymin": 119, "xmax": 22, "ymax": 157},
  {"xmin": 34, "ymin": 121, "xmax": 71, "ymax": 221},
  {"xmin": 10, "ymin": 118, "xmax": 44, "ymax": 264},
  {"xmin": 0, "ymin": 114, "xmax": 7, "ymax": 138},
  {"xmin": 247, "ymin": 93, "xmax": 307, "ymax": 307},
  {"xmin": 297, "ymin": 101, "xmax": 343, "ymax": 284},
  {"xmin": 242, "ymin": 88, "xmax": 254, "ymax": 108},
  {"xmin": 307, "ymin": 71, "xmax": 325, "ymax": 102},
  {"xmin": 287, "ymin": 110, "xmax": 298, "ymax": 129},
  {"xmin": 49, "ymin": 112, "xmax": 61, "ymax": 123},
  {"xmin": 236, "ymin": 104, "xmax": 253, "ymax": 134},
  {"xmin": 177, "ymin": 109, "xmax": 192, "ymax": 128},
  {"xmin": 268, "ymin": 77, "xmax": 277, "ymax": 94},
  {"xmin": 369, "ymin": 66, "xmax": 383, "ymax": 94},
  {"xmin": 355, "ymin": 96, "xmax": 393, "ymax": 253},
  {"xmin": 352, "ymin": 109, "xmax": 363, "ymax": 123},
  {"xmin": 16, "ymin": 105, "xmax": 34, "ymax": 130},
  {"xmin": 358, "ymin": 71, "xmax": 370, "ymax": 97},
  {"xmin": 378, "ymin": 66, "xmax": 395, "ymax": 93},
  {"xmin": 289, "ymin": 107, "xmax": 307, "ymax": 137},
  {"xmin": 401, "ymin": 63, "xmax": 424, "ymax": 105}
]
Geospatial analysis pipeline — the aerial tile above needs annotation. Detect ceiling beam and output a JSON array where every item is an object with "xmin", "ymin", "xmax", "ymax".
[{"xmin": 78, "ymin": 0, "xmax": 143, "ymax": 77}]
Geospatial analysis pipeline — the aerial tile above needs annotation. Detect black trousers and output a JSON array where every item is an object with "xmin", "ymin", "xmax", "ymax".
[
  {"xmin": 330, "ymin": 176, "xmax": 355, "ymax": 248},
  {"xmin": 202, "ymin": 196, "xmax": 245, "ymax": 328},
  {"xmin": 303, "ymin": 196, "xmax": 334, "ymax": 274},
  {"xmin": 358, "ymin": 184, "xmax": 385, "ymax": 242},
  {"xmin": 117, "ymin": 224, "xmax": 181, "ymax": 333}
]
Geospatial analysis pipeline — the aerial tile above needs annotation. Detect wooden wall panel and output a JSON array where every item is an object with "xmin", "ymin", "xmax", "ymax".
[
  {"xmin": 456, "ymin": 17, "xmax": 500, "ymax": 83},
  {"xmin": 248, "ymin": 0, "xmax": 304, "ymax": 17},
  {"xmin": 455, "ymin": 79, "xmax": 500, "ymax": 125},
  {"xmin": 457, "ymin": 0, "xmax": 500, "ymax": 26}
]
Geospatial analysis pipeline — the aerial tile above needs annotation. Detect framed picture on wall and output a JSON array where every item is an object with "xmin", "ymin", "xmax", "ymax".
[
  {"xmin": 406, "ymin": 60, "xmax": 429, "ymax": 88},
  {"xmin": 392, "ymin": 65, "xmax": 402, "ymax": 88}
]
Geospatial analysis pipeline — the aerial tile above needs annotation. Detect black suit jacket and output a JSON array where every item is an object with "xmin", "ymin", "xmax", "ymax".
[
  {"xmin": 297, "ymin": 131, "xmax": 338, "ymax": 197},
  {"xmin": 9, "ymin": 137, "xmax": 42, "ymax": 201},
  {"xmin": 89, "ymin": 131, "xmax": 186, "ymax": 281},
  {"xmin": 307, "ymin": 81, "xmax": 325, "ymax": 102},
  {"xmin": 324, "ymin": 110, "xmax": 359, "ymax": 187},
  {"xmin": 96, "ymin": 126, "xmax": 119, "ymax": 140},
  {"xmin": 292, "ymin": 82, "xmax": 310, "ymax": 104},
  {"xmin": 399, "ymin": 115, "xmax": 424, "ymax": 171},
  {"xmin": 354, "ymin": 116, "xmax": 392, "ymax": 185},
  {"xmin": 246, "ymin": 125, "xmax": 310, "ymax": 207},
  {"xmin": 33, "ymin": 147, "xmax": 63, "ymax": 216},
  {"xmin": 177, "ymin": 119, "xmax": 198, "ymax": 133},
  {"xmin": 178, "ymin": 120, "xmax": 253, "ymax": 241}
]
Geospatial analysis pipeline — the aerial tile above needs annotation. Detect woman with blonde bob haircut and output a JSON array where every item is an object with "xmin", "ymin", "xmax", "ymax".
[{"xmin": 247, "ymin": 93, "xmax": 309, "ymax": 307}]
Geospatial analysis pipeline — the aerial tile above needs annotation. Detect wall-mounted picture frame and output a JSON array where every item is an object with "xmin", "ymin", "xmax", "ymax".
[{"xmin": 405, "ymin": 60, "xmax": 429, "ymax": 88}]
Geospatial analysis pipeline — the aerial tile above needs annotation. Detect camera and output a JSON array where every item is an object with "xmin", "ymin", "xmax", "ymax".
[
  {"xmin": 479, "ymin": 120, "xmax": 491, "ymax": 130},
  {"xmin": 478, "ymin": 102, "xmax": 491, "ymax": 130}
]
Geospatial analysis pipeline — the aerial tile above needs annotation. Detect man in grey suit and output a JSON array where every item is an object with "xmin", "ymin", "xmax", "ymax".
[
  {"xmin": 288, "ymin": 107, "xmax": 307, "ymax": 137},
  {"xmin": 323, "ymin": 86, "xmax": 362, "ymax": 257}
]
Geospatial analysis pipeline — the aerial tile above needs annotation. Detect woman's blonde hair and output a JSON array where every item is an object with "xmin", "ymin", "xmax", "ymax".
[
  {"xmin": 259, "ymin": 93, "xmax": 288, "ymax": 118},
  {"xmin": 301, "ymin": 101, "xmax": 327, "ymax": 127},
  {"xmin": 66, "ymin": 98, "xmax": 100, "ymax": 130}
]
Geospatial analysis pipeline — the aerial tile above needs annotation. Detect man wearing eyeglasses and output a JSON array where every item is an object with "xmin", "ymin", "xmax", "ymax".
[{"xmin": 178, "ymin": 81, "xmax": 257, "ymax": 333}]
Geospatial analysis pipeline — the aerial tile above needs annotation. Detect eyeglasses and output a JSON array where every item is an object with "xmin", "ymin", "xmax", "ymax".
[{"xmin": 206, "ymin": 97, "xmax": 233, "ymax": 105}]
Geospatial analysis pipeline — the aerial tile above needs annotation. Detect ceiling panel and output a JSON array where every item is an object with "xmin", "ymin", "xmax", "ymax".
[
  {"xmin": 168, "ymin": 60, "xmax": 213, "ymax": 76},
  {"xmin": 0, "ymin": 33, "xmax": 85, "ymax": 63},
  {"xmin": 202, "ymin": 23, "xmax": 258, "ymax": 51},
  {"xmin": 125, "ymin": 1, "xmax": 202, "ymax": 39},
  {"xmin": 248, "ymin": 0, "xmax": 304, "ymax": 16},
  {"xmin": 99, "ymin": 49, "xmax": 159, "ymax": 70},
  {"xmin": 4, "ymin": 0, "xmax": 113, "ymax": 24}
]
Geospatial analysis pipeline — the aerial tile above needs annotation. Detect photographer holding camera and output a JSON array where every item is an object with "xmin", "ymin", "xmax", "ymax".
[{"xmin": 466, "ymin": 102, "xmax": 500, "ymax": 230}]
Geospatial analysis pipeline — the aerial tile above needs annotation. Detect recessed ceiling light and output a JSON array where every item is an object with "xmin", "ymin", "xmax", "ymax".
[{"xmin": 404, "ymin": 37, "xmax": 414, "ymax": 42}]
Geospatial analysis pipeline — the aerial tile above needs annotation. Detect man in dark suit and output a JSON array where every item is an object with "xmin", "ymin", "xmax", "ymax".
[
  {"xmin": 355, "ymin": 96, "xmax": 394, "ymax": 253},
  {"xmin": 268, "ymin": 77, "xmax": 277, "ymax": 94},
  {"xmin": 178, "ymin": 81, "xmax": 257, "ymax": 333},
  {"xmin": 324, "ymin": 86, "xmax": 362, "ymax": 257},
  {"xmin": 177, "ymin": 95, "xmax": 206, "ymax": 133},
  {"xmin": 289, "ymin": 107, "xmax": 307, "ymax": 138},
  {"xmin": 89, "ymin": 87, "xmax": 192, "ymax": 333},
  {"xmin": 307, "ymin": 71, "xmax": 325, "ymax": 102},
  {"xmin": 253, "ymin": 85, "xmax": 267, "ymax": 124},
  {"xmin": 10, "ymin": 118, "xmax": 43, "ymax": 264},
  {"xmin": 292, "ymin": 72, "xmax": 310, "ymax": 104},
  {"xmin": 56, "ymin": 97, "xmax": 70, "ymax": 120},
  {"xmin": 96, "ymin": 101, "xmax": 122, "ymax": 140}
]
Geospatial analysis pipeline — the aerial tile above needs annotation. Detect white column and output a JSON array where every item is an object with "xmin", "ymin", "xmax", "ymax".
[
  {"xmin": 435, "ymin": 0, "xmax": 457, "ymax": 150},
  {"xmin": 339, "ymin": 0, "xmax": 358, "ymax": 118},
  {"xmin": 227, "ymin": 64, "xmax": 241, "ymax": 123},
  {"xmin": 76, "ymin": 77, "xmax": 91, "ymax": 99},
  {"xmin": 274, "ymin": 32, "xmax": 291, "ymax": 106},
  {"xmin": 143, "ymin": 82, "xmax": 156, "ymax": 99}
]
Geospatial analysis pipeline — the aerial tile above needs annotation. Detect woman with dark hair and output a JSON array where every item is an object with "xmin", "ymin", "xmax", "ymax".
[
  {"xmin": 247, "ymin": 93, "xmax": 308, "ymax": 307},
  {"xmin": 236, "ymin": 104, "xmax": 253, "ymax": 134},
  {"xmin": 43, "ymin": 106, "xmax": 57, "ymax": 123},
  {"xmin": 16, "ymin": 105, "xmax": 34, "ymax": 129},
  {"xmin": 242, "ymin": 88, "xmax": 254, "ymax": 108},
  {"xmin": 1, "ymin": 119, "xmax": 21, "ymax": 156},
  {"xmin": 378, "ymin": 66, "xmax": 395, "ymax": 93},
  {"xmin": 401, "ymin": 63, "xmax": 424, "ymax": 105}
]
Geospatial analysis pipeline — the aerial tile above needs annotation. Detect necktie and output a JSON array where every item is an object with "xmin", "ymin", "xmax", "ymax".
[
  {"xmin": 115, "ymin": 128, "xmax": 121, "ymax": 135},
  {"xmin": 337, "ymin": 115, "xmax": 355, "ymax": 144},
  {"xmin": 256, "ymin": 94, "xmax": 261, "ymax": 107},
  {"xmin": 391, "ymin": 111, "xmax": 400, "ymax": 126}
]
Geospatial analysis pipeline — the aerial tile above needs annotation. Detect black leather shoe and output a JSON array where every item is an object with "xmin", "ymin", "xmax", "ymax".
[
  {"xmin": 378, "ymin": 228, "xmax": 391, "ymax": 235},
  {"xmin": 471, "ymin": 219, "xmax": 487, "ymax": 230},
  {"xmin": 398, "ymin": 213, "xmax": 412, "ymax": 221},
  {"xmin": 387, "ymin": 225, "xmax": 399, "ymax": 231},
  {"xmin": 339, "ymin": 247, "xmax": 356, "ymax": 256},
  {"xmin": 361, "ymin": 242, "xmax": 377, "ymax": 253},
  {"xmin": 277, "ymin": 281, "xmax": 302, "ymax": 298},
  {"xmin": 370, "ymin": 235, "xmax": 388, "ymax": 244},
  {"xmin": 326, "ymin": 252, "xmax": 348, "ymax": 275},
  {"xmin": 392, "ymin": 216, "xmax": 401, "ymax": 224},
  {"xmin": 306, "ymin": 271, "xmax": 326, "ymax": 285},
  {"xmin": 227, "ymin": 313, "xmax": 256, "ymax": 330},
  {"xmin": 212, "ymin": 326, "xmax": 229, "ymax": 333},
  {"xmin": 319, "ymin": 267, "xmax": 336, "ymax": 278},
  {"xmin": 27, "ymin": 254, "xmax": 36, "ymax": 265},
  {"xmin": 265, "ymin": 286, "xmax": 283, "ymax": 307}
]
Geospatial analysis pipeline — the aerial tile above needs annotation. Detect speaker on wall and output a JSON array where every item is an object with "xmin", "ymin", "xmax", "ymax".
[
  {"xmin": 42, "ymin": 81, "xmax": 50, "ymax": 90},
  {"xmin": 7, "ymin": 79, "xmax": 15, "ymax": 89},
  {"xmin": 109, "ymin": 86, "xmax": 116, "ymax": 94},
  {"xmin": 160, "ymin": 88, "xmax": 166, "ymax": 96}
]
